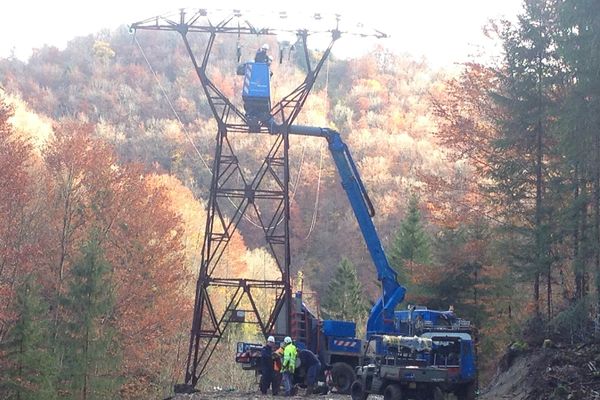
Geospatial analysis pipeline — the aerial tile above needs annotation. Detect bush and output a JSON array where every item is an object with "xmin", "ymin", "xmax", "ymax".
[{"xmin": 548, "ymin": 298, "xmax": 592, "ymax": 345}]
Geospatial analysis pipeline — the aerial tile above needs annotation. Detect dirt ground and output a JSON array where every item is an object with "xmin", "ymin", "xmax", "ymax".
[
  {"xmin": 172, "ymin": 392, "xmax": 356, "ymax": 400},
  {"xmin": 478, "ymin": 350, "xmax": 545, "ymax": 400},
  {"xmin": 479, "ymin": 343, "xmax": 600, "ymax": 400},
  {"xmin": 173, "ymin": 343, "xmax": 600, "ymax": 400}
]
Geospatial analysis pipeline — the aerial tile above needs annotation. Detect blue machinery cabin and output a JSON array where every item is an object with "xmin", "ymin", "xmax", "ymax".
[{"xmin": 240, "ymin": 62, "xmax": 272, "ymax": 131}]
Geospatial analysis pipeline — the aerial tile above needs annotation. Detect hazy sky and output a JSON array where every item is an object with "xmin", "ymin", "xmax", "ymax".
[{"xmin": 2, "ymin": 1, "xmax": 523, "ymax": 67}]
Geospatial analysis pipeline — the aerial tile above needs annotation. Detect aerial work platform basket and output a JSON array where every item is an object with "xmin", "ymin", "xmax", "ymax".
[{"xmin": 241, "ymin": 62, "xmax": 271, "ymax": 130}]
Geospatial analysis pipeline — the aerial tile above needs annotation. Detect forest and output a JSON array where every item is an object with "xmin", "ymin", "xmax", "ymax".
[{"xmin": 1, "ymin": 0, "xmax": 599, "ymax": 399}]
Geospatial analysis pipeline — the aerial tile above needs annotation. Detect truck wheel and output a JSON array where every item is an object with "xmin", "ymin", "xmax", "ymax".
[
  {"xmin": 332, "ymin": 362, "xmax": 356, "ymax": 394},
  {"xmin": 383, "ymin": 383, "xmax": 403, "ymax": 400},
  {"xmin": 351, "ymin": 379, "xmax": 368, "ymax": 400}
]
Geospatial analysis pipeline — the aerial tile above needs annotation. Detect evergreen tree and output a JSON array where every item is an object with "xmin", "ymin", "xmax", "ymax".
[
  {"xmin": 389, "ymin": 195, "xmax": 431, "ymax": 282},
  {"xmin": 556, "ymin": 0, "xmax": 600, "ymax": 309},
  {"xmin": 427, "ymin": 226, "xmax": 489, "ymax": 325},
  {"xmin": 321, "ymin": 258, "xmax": 369, "ymax": 322},
  {"xmin": 58, "ymin": 231, "xmax": 120, "ymax": 400},
  {"xmin": 491, "ymin": 0, "xmax": 563, "ymax": 318},
  {"xmin": 0, "ymin": 276, "xmax": 58, "ymax": 400}
]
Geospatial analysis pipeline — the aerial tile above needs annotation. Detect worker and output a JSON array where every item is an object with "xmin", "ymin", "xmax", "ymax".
[
  {"xmin": 281, "ymin": 336, "xmax": 297, "ymax": 396},
  {"xmin": 259, "ymin": 335, "xmax": 276, "ymax": 395},
  {"xmin": 255, "ymin": 43, "xmax": 273, "ymax": 65},
  {"xmin": 297, "ymin": 348, "xmax": 321, "ymax": 396},
  {"xmin": 271, "ymin": 342, "xmax": 285, "ymax": 395}
]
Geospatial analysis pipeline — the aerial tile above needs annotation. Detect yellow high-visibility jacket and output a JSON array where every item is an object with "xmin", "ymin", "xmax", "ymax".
[{"xmin": 282, "ymin": 343, "xmax": 297, "ymax": 373}]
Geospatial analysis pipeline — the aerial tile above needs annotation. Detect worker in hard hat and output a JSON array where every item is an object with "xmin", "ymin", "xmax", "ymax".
[
  {"xmin": 271, "ymin": 341, "xmax": 285, "ymax": 395},
  {"xmin": 259, "ymin": 335, "xmax": 276, "ymax": 395},
  {"xmin": 255, "ymin": 43, "xmax": 273, "ymax": 65},
  {"xmin": 281, "ymin": 336, "xmax": 297, "ymax": 396}
]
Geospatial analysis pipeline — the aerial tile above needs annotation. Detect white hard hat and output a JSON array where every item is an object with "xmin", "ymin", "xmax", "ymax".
[
  {"xmin": 261, "ymin": 43, "xmax": 269, "ymax": 50},
  {"xmin": 284, "ymin": 336, "xmax": 292, "ymax": 344},
  {"xmin": 267, "ymin": 335, "xmax": 275, "ymax": 343}
]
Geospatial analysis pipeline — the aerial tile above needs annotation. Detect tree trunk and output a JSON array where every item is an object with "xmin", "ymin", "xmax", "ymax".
[
  {"xmin": 594, "ymin": 133, "xmax": 600, "ymax": 311},
  {"xmin": 574, "ymin": 164, "xmax": 584, "ymax": 299},
  {"xmin": 534, "ymin": 53, "xmax": 545, "ymax": 317},
  {"xmin": 53, "ymin": 172, "xmax": 75, "ymax": 342},
  {"xmin": 547, "ymin": 267, "xmax": 552, "ymax": 318}
]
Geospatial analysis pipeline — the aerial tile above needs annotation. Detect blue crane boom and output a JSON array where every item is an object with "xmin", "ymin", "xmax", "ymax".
[
  {"xmin": 238, "ymin": 60, "xmax": 477, "ymax": 398},
  {"xmin": 284, "ymin": 125, "xmax": 406, "ymax": 336}
]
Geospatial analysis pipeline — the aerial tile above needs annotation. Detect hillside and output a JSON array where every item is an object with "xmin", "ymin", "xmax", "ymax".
[
  {"xmin": 1, "ymin": 25, "xmax": 502, "ymax": 398},
  {"xmin": 0, "ymin": 26, "xmax": 477, "ymax": 298},
  {"xmin": 481, "ymin": 342, "xmax": 600, "ymax": 400}
]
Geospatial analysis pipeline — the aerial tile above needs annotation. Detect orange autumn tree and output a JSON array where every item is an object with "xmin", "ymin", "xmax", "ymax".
[
  {"xmin": 428, "ymin": 64, "xmax": 521, "ymax": 374},
  {"xmin": 422, "ymin": 63, "xmax": 504, "ymax": 229},
  {"xmin": 42, "ymin": 121, "xmax": 111, "ymax": 330},
  {"xmin": 0, "ymin": 98, "xmax": 36, "ymax": 341},
  {"xmin": 40, "ymin": 122, "xmax": 190, "ymax": 397},
  {"xmin": 106, "ymin": 167, "xmax": 189, "ymax": 398}
]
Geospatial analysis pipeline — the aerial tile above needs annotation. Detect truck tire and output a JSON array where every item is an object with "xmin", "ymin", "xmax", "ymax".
[
  {"xmin": 351, "ymin": 379, "xmax": 368, "ymax": 400},
  {"xmin": 383, "ymin": 383, "xmax": 403, "ymax": 400},
  {"xmin": 332, "ymin": 362, "xmax": 356, "ymax": 394}
]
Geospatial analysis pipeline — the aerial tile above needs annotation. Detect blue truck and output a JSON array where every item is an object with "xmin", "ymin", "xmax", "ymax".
[
  {"xmin": 236, "ymin": 62, "xmax": 478, "ymax": 398},
  {"xmin": 352, "ymin": 308, "xmax": 477, "ymax": 400},
  {"xmin": 235, "ymin": 291, "xmax": 363, "ymax": 393}
]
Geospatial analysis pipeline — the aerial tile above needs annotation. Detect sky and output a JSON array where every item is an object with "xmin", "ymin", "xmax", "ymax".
[{"xmin": 1, "ymin": 0, "xmax": 524, "ymax": 68}]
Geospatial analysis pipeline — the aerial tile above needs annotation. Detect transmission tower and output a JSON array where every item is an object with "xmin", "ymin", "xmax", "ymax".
[{"xmin": 130, "ymin": 8, "xmax": 385, "ymax": 391}]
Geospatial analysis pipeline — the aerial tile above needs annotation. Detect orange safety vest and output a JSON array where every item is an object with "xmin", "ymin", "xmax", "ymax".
[{"xmin": 273, "ymin": 347, "xmax": 284, "ymax": 372}]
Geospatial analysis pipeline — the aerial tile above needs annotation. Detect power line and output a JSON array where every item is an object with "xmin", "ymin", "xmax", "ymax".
[
  {"xmin": 134, "ymin": 35, "xmax": 211, "ymax": 172},
  {"xmin": 134, "ymin": 36, "xmax": 312, "ymax": 230},
  {"xmin": 134, "ymin": 35, "xmax": 266, "ymax": 228},
  {"xmin": 304, "ymin": 143, "xmax": 325, "ymax": 240},
  {"xmin": 290, "ymin": 142, "xmax": 306, "ymax": 203}
]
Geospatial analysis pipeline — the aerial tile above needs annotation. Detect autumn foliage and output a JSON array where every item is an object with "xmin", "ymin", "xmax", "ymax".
[
  {"xmin": 0, "ymin": 97, "xmax": 195, "ymax": 398},
  {"xmin": 0, "ymin": 11, "xmax": 577, "ymax": 394},
  {"xmin": 0, "ymin": 100, "xmax": 35, "ymax": 337}
]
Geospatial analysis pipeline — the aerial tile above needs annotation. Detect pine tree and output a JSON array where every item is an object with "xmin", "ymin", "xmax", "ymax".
[
  {"xmin": 0, "ymin": 277, "xmax": 58, "ymax": 400},
  {"xmin": 58, "ymin": 231, "xmax": 120, "ymax": 400},
  {"xmin": 556, "ymin": 0, "xmax": 600, "ymax": 311},
  {"xmin": 491, "ymin": 0, "xmax": 563, "ymax": 318},
  {"xmin": 427, "ymin": 226, "xmax": 490, "ymax": 325},
  {"xmin": 389, "ymin": 195, "xmax": 431, "ymax": 282},
  {"xmin": 321, "ymin": 258, "xmax": 369, "ymax": 323}
]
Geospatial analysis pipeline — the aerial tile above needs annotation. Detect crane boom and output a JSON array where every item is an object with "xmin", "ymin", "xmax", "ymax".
[{"xmin": 283, "ymin": 125, "xmax": 406, "ymax": 335}]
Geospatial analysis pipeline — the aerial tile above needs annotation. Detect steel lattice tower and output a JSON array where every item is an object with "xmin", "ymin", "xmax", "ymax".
[{"xmin": 131, "ymin": 9, "xmax": 343, "ymax": 390}]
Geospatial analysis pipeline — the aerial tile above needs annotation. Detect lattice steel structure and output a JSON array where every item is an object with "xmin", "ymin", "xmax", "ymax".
[{"xmin": 130, "ymin": 8, "xmax": 354, "ymax": 390}]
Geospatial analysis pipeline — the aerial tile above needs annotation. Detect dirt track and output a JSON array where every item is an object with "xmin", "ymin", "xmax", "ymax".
[
  {"xmin": 172, "ymin": 392, "xmax": 354, "ymax": 399},
  {"xmin": 172, "ymin": 342, "xmax": 600, "ymax": 400}
]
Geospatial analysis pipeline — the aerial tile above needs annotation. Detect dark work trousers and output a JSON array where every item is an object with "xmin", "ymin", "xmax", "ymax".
[
  {"xmin": 272, "ymin": 371, "xmax": 282, "ymax": 395},
  {"xmin": 260, "ymin": 346, "xmax": 274, "ymax": 394},
  {"xmin": 260, "ymin": 369, "xmax": 273, "ymax": 395}
]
